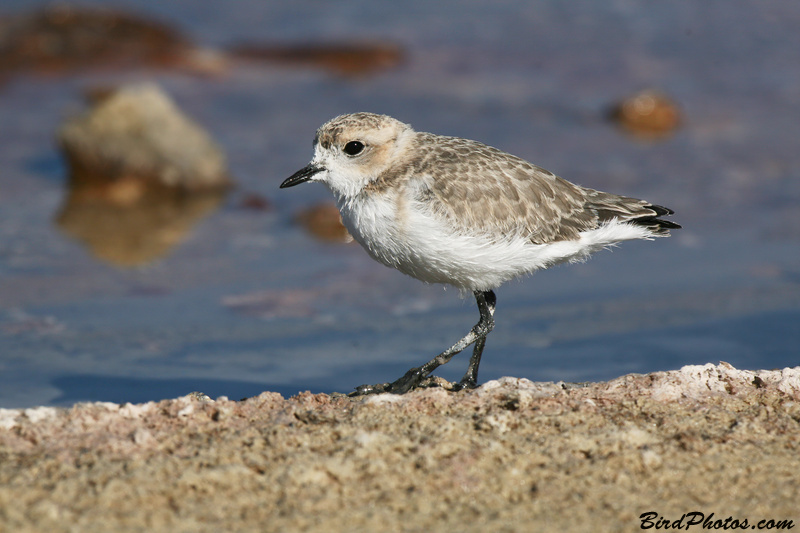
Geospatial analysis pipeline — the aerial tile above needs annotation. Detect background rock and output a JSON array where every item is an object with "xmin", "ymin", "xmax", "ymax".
[{"xmin": 58, "ymin": 83, "xmax": 232, "ymax": 191}]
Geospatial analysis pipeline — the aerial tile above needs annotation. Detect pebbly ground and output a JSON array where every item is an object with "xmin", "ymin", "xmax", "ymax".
[{"xmin": 1, "ymin": 362, "xmax": 798, "ymax": 532}]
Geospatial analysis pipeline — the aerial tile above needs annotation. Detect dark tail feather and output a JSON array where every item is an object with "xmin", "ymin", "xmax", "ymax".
[
  {"xmin": 585, "ymin": 189, "xmax": 681, "ymax": 236},
  {"xmin": 630, "ymin": 204, "xmax": 681, "ymax": 236}
]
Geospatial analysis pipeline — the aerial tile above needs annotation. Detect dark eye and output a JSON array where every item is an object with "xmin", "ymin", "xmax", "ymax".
[{"xmin": 343, "ymin": 141, "xmax": 365, "ymax": 156}]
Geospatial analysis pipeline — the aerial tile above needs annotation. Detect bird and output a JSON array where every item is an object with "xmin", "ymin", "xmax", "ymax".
[{"xmin": 281, "ymin": 112, "xmax": 680, "ymax": 395}]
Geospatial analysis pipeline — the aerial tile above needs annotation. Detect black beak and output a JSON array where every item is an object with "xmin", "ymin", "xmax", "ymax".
[{"xmin": 280, "ymin": 164, "xmax": 324, "ymax": 188}]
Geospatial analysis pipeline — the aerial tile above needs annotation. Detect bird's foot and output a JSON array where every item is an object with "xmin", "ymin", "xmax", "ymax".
[
  {"xmin": 348, "ymin": 381, "xmax": 391, "ymax": 396},
  {"xmin": 348, "ymin": 367, "xmax": 454, "ymax": 397},
  {"xmin": 453, "ymin": 377, "xmax": 479, "ymax": 392}
]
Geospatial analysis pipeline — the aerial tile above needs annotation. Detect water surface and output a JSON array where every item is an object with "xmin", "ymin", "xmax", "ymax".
[{"xmin": 1, "ymin": 0, "xmax": 798, "ymax": 407}]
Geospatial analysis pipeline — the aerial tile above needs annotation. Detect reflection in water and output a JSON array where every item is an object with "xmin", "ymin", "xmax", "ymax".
[{"xmin": 56, "ymin": 179, "xmax": 227, "ymax": 267}]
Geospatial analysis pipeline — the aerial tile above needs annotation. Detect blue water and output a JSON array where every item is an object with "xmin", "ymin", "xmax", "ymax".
[{"xmin": 1, "ymin": 0, "xmax": 798, "ymax": 407}]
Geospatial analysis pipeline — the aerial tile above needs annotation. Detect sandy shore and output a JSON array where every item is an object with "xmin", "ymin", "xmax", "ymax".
[{"xmin": 1, "ymin": 362, "xmax": 798, "ymax": 532}]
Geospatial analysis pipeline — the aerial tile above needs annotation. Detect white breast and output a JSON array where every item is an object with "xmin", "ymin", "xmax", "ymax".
[{"xmin": 335, "ymin": 189, "xmax": 409, "ymax": 272}]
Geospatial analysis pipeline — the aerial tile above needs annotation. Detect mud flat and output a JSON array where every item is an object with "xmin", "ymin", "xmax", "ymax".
[{"xmin": 1, "ymin": 363, "xmax": 798, "ymax": 532}]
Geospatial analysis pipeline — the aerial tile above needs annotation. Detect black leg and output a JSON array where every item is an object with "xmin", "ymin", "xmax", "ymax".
[
  {"xmin": 456, "ymin": 290, "xmax": 496, "ymax": 390},
  {"xmin": 350, "ymin": 290, "xmax": 496, "ymax": 396}
]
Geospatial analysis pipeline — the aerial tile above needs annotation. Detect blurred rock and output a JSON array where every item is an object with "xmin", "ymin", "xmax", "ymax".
[
  {"xmin": 229, "ymin": 42, "xmax": 405, "ymax": 77},
  {"xmin": 0, "ymin": 6, "xmax": 402, "ymax": 83},
  {"xmin": 609, "ymin": 89, "xmax": 681, "ymax": 139},
  {"xmin": 58, "ymin": 83, "xmax": 232, "ymax": 191},
  {"xmin": 295, "ymin": 203, "xmax": 352, "ymax": 243},
  {"xmin": 238, "ymin": 192, "xmax": 272, "ymax": 211},
  {"xmin": 0, "ymin": 4, "xmax": 203, "ymax": 77},
  {"xmin": 56, "ymin": 182, "xmax": 226, "ymax": 267}
]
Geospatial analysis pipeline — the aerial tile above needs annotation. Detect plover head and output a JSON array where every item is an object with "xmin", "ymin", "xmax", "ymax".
[{"xmin": 281, "ymin": 112, "xmax": 413, "ymax": 198}]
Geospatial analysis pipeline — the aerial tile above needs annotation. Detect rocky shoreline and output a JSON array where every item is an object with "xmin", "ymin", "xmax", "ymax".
[{"xmin": 1, "ymin": 363, "xmax": 798, "ymax": 532}]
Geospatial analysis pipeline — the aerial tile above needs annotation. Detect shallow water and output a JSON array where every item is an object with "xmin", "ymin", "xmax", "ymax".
[{"xmin": 1, "ymin": 0, "xmax": 798, "ymax": 407}]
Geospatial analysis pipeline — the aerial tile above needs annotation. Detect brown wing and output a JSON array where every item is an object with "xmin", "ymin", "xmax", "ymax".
[
  {"xmin": 384, "ymin": 133, "xmax": 679, "ymax": 242},
  {"xmin": 406, "ymin": 134, "xmax": 597, "ymax": 244}
]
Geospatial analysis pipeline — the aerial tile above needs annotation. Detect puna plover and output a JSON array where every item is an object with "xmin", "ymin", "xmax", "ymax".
[{"xmin": 281, "ymin": 112, "xmax": 680, "ymax": 395}]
